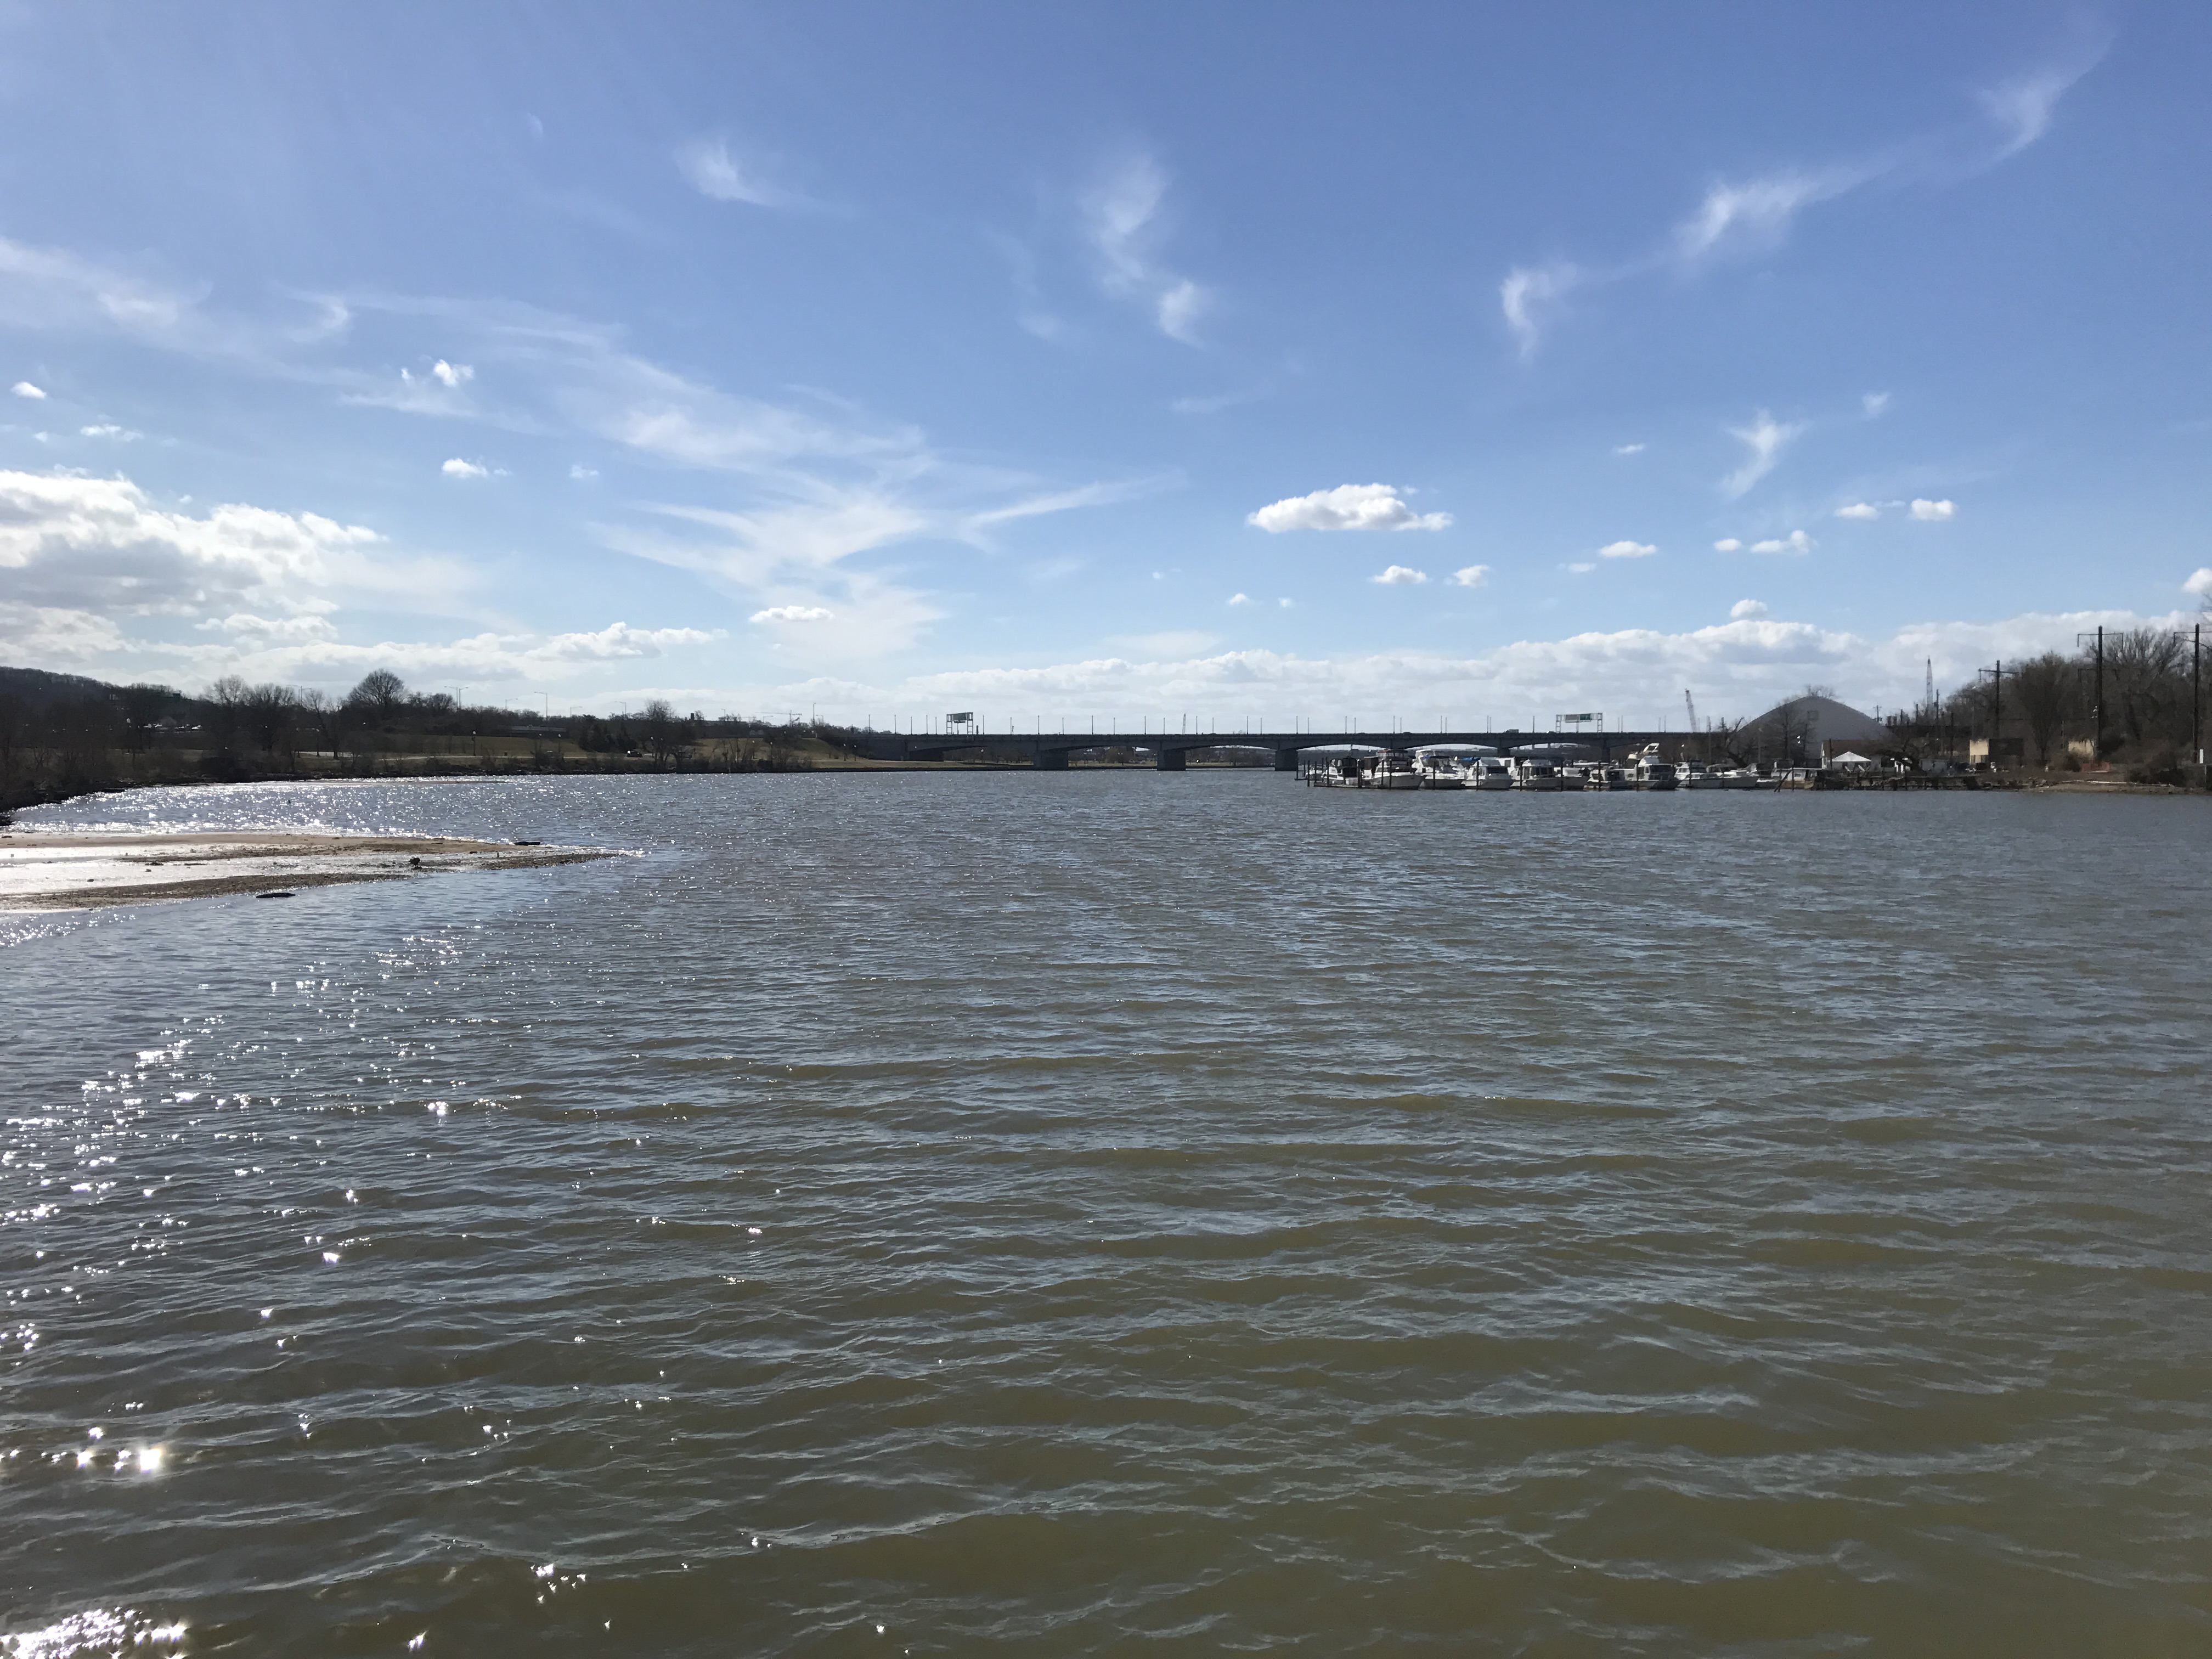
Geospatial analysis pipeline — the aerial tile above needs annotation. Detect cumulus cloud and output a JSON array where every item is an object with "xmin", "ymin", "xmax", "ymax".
[
  {"xmin": 1750, "ymin": 531, "xmax": 1816, "ymax": 556},
  {"xmin": 1500, "ymin": 262, "xmax": 1581, "ymax": 359},
  {"xmin": 0, "ymin": 467, "xmax": 392, "ymax": 618},
  {"xmin": 1599, "ymin": 540, "xmax": 1657, "ymax": 560},
  {"xmin": 12, "ymin": 380, "xmax": 44, "ymax": 398},
  {"xmin": 1714, "ymin": 539, "xmax": 1743, "ymax": 553},
  {"xmin": 1227, "ymin": 592, "xmax": 1254, "ymax": 606},
  {"xmin": 2182, "ymin": 567, "xmax": 2212, "ymax": 599},
  {"xmin": 1448, "ymin": 565, "xmax": 1490, "ymax": 588},
  {"xmin": 441, "ymin": 458, "xmax": 489, "ymax": 478},
  {"xmin": 1564, "ymin": 562, "xmax": 1596, "ymax": 574},
  {"xmin": 1613, "ymin": 442, "xmax": 1645, "ymax": 455},
  {"xmin": 1722, "ymin": 410, "xmax": 1806, "ymax": 498},
  {"xmin": 1248, "ymin": 484, "xmax": 1451, "ymax": 534},
  {"xmin": 80, "ymin": 423, "xmax": 140, "ymax": 441},
  {"xmin": 1085, "ymin": 151, "xmax": 1210, "ymax": 345},
  {"xmin": 1730, "ymin": 599, "xmax": 1769, "ymax": 620},
  {"xmin": 1910, "ymin": 498, "xmax": 1957, "ymax": 521},
  {"xmin": 569, "ymin": 464, "xmax": 598, "ymax": 480},
  {"xmin": 1835, "ymin": 501, "xmax": 1881, "ymax": 520},
  {"xmin": 1863, "ymin": 392, "xmax": 1891, "ymax": 419},
  {"xmin": 1372, "ymin": 566, "xmax": 1427, "ymax": 586},
  {"xmin": 750, "ymin": 605, "xmax": 834, "ymax": 624},
  {"xmin": 430, "ymin": 359, "xmax": 473, "ymax": 388},
  {"xmin": 675, "ymin": 137, "xmax": 798, "ymax": 208}
]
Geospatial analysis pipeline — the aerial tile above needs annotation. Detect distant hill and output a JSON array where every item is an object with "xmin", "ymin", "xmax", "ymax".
[{"xmin": 0, "ymin": 664, "xmax": 125, "ymax": 707}]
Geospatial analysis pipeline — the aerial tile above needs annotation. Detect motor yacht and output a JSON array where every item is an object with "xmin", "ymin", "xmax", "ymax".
[
  {"xmin": 1468, "ymin": 757, "xmax": 1516, "ymax": 791},
  {"xmin": 1370, "ymin": 749, "xmax": 1426, "ymax": 790}
]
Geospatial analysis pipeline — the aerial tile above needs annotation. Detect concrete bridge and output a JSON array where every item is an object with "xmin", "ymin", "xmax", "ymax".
[{"xmin": 859, "ymin": 728, "xmax": 1682, "ymax": 770}]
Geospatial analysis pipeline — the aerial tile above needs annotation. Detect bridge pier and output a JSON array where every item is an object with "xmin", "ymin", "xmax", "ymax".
[
  {"xmin": 1274, "ymin": 747, "xmax": 1301, "ymax": 771},
  {"xmin": 1154, "ymin": 747, "xmax": 1187, "ymax": 772},
  {"xmin": 1032, "ymin": 745, "xmax": 1069, "ymax": 770}
]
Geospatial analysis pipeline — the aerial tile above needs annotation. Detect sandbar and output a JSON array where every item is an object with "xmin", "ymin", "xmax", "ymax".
[{"xmin": 0, "ymin": 830, "xmax": 615, "ymax": 911}]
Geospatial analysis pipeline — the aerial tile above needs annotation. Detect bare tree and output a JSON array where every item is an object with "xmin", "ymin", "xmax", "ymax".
[
  {"xmin": 640, "ymin": 698, "xmax": 680, "ymax": 765},
  {"xmin": 347, "ymin": 669, "xmax": 407, "ymax": 724},
  {"xmin": 2011, "ymin": 652, "xmax": 2074, "ymax": 765}
]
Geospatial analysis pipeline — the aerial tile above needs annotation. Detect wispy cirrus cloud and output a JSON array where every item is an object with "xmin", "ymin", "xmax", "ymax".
[
  {"xmin": 1084, "ymin": 151, "xmax": 1212, "ymax": 345},
  {"xmin": 1500, "ymin": 41, "xmax": 2106, "ymax": 356},
  {"xmin": 1722, "ymin": 410, "xmax": 1806, "ymax": 498},
  {"xmin": 0, "ymin": 233, "xmax": 1151, "ymax": 675},
  {"xmin": 1500, "ymin": 262, "xmax": 1582, "ymax": 360},
  {"xmin": 675, "ymin": 136, "xmax": 808, "ymax": 209}
]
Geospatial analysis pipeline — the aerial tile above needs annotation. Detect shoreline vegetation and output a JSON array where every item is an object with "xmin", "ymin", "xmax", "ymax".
[
  {"xmin": 0, "ymin": 665, "xmax": 1260, "ymax": 815},
  {"xmin": 3, "ymin": 644, "xmax": 2207, "ymax": 817}
]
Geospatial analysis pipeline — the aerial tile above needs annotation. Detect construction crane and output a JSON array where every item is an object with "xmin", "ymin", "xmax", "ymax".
[{"xmin": 1683, "ymin": 689, "xmax": 1700, "ymax": 733}]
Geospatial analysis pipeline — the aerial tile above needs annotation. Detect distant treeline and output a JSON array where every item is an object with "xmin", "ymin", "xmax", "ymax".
[
  {"xmin": 0, "ymin": 665, "xmax": 874, "ymax": 811},
  {"xmin": 1910, "ymin": 628, "xmax": 2204, "ymax": 778}
]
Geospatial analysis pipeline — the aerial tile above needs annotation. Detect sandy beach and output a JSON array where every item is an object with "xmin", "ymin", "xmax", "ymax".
[{"xmin": 0, "ymin": 829, "xmax": 614, "ymax": 911}]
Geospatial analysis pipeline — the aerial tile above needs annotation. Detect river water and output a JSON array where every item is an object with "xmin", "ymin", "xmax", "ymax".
[{"xmin": 4, "ymin": 774, "xmax": 2211, "ymax": 1656}]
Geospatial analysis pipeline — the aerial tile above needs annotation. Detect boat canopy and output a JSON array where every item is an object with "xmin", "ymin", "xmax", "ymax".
[
  {"xmin": 1299, "ymin": 743, "xmax": 1386, "ymax": 757},
  {"xmin": 1412, "ymin": 742, "xmax": 1498, "ymax": 758}
]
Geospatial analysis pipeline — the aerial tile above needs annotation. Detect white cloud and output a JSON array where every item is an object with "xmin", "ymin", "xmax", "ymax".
[
  {"xmin": 1613, "ymin": 442, "xmax": 1645, "ymax": 455},
  {"xmin": 2185, "ymin": 567, "xmax": 2212, "ymax": 600},
  {"xmin": 1749, "ymin": 531, "xmax": 1816, "ymax": 556},
  {"xmin": 749, "ymin": 605, "xmax": 834, "ymax": 624},
  {"xmin": 1730, "ymin": 599, "xmax": 1769, "ymax": 620},
  {"xmin": 1909, "ymin": 498, "xmax": 1957, "ymax": 521},
  {"xmin": 80, "ymin": 423, "xmax": 140, "ymax": 441},
  {"xmin": 430, "ymin": 359, "xmax": 473, "ymax": 388},
  {"xmin": 1564, "ymin": 562, "xmax": 1596, "ymax": 574},
  {"xmin": 865, "ymin": 607, "xmax": 2182, "ymax": 731},
  {"xmin": 1278, "ymin": 597, "xmax": 1293, "ymax": 608},
  {"xmin": 1500, "ymin": 262, "xmax": 1581, "ymax": 359},
  {"xmin": 1863, "ymin": 392, "xmax": 1891, "ymax": 419},
  {"xmin": 1373, "ymin": 566, "xmax": 1427, "ymax": 586},
  {"xmin": 1722, "ymin": 410, "xmax": 1806, "ymax": 498},
  {"xmin": 0, "ymin": 468, "xmax": 469, "ymax": 640},
  {"xmin": 1674, "ymin": 170, "xmax": 1858, "ymax": 262},
  {"xmin": 1598, "ymin": 540, "xmax": 1656, "ymax": 560},
  {"xmin": 1227, "ymin": 592, "xmax": 1254, "ymax": 606},
  {"xmin": 1248, "ymin": 483, "xmax": 1451, "ymax": 534},
  {"xmin": 1448, "ymin": 565, "xmax": 1490, "ymax": 588},
  {"xmin": 441, "ymin": 458, "xmax": 489, "ymax": 478},
  {"xmin": 1980, "ymin": 60, "xmax": 2097, "ymax": 160},
  {"xmin": 1836, "ymin": 502, "xmax": 1881, "ymax": 520},
  {"xmin": 1713, "ymin": 539, "xmax": 1743, "ymax": 553},
  {"xmin": 569, "ymin": 464, "xmax": 598, "ymax": 480},
  {"xmin": 675, "ymin": 137, "xmax": 797, "ymax": 208},
  {"xmin": 1085, "ymin": 152, "xmax": 1210, "ymax": 345},
  {"xmin": 12, "ymin": 380, "xmax": 44, "ymax": 398}
]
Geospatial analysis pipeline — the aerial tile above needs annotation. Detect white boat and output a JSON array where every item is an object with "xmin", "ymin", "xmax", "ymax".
[
  {"xmin": 1634, "ymin": 756, "xmax": 1679, "ymax": 791},
  {"xmin": 1468, "ymin": 757, "xmax": 1516, "ymax": 791},
  {"xmin": 1588, "ymin": 763, "xmax": 1632, "ymax": 791},
  {"xmin": 1511, "ymin": 758, "xmax": 1563, "ymax": 791},
  {"xmin": 1716, "ymin": 767, "xmax": 1760, "ymax": 789},
  {"xmin": 1370, "ymin": 749, "xmax": 1425, "ymax": 790},
  {"xmin": 1678, "ymin": 761, "xmax": 1726, "ymax": 789},
  {"xmin": 1412, "ymin": 742, "xmax": 1493, "ymax": 789},
  {"xmin": 1300, "ymin": 743, "xmax": 1384, "ymax": 786}
]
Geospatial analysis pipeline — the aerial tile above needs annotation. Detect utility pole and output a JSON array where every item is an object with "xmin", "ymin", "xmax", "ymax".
[
  {"xmin": 2077, "ymin": 627, "xmax": 2106, "ymax": 757},
  {"xmin": 2193, "ymin": 622, "xmax": 2203, "ymax": 770},
  {"xmin": 1976, "ymin": 661, "xmax": 2003, "ymax": 770}
]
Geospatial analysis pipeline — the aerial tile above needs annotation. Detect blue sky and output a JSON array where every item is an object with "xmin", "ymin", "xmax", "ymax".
[{"xmin": 2, "ymin": 1, "xmax": 2208, "ymax": 726}]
